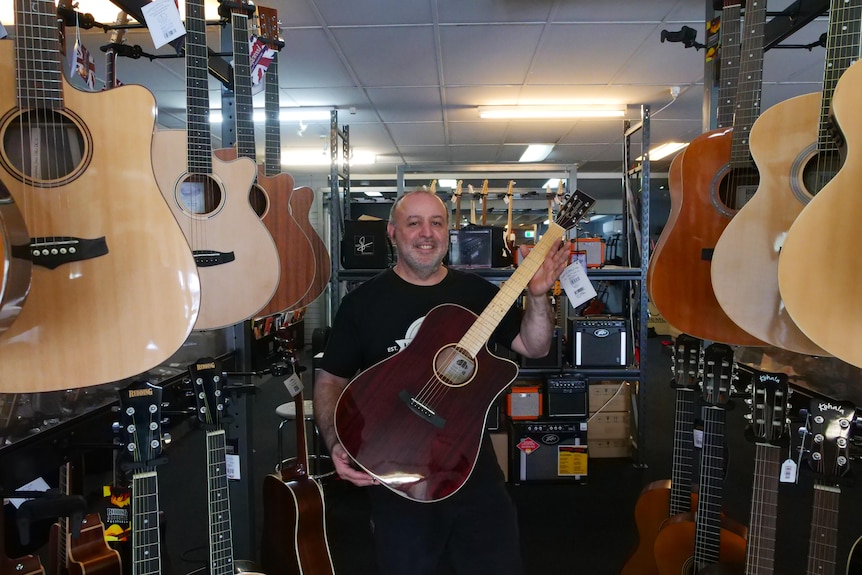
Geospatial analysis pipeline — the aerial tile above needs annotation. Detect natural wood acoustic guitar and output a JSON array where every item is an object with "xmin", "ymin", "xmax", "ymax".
[
  {"xmin": 0, "ymin": 0, "xmax": 201, "ymax": 391},
  {"xmin": 151, "ymin": 0, "xmax": 279, "ymax": 331},
  {"xmin": 260, "ymin": 332, "xmax": 335, "ymax": 575},
  {"xmin": 777, "ymin": 58, "xmax": 862, "ymax": 368},
  {"xmin": 214, "ymin": 1, "xmax": 315, "ymax": 318},
  {"xmin": 648, "ymin": 0, "xmax": 767, "ymax": 345},
  {"xmin": 653, "ymin": 343, "xmax": 747, "ymax": 574},
  {"xmin": 334, "ymin": 190, "xmax": 595, "ymax": 502},
  {"xmin": 620, "ymin": 334, "xmax": 702, "ymax": 575},
  {"xmin": 711, "ymin": 0, "xmax": 861, "ymax": 356}
]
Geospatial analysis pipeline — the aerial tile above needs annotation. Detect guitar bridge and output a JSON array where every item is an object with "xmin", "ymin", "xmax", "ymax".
[
  {"xmin": 399, "ymin": 390, "xmax": 446, "ymax": 429},
  {"xmin": 193, "ymin": 250, "xmax": 236, "ymax": 267},
  {"xmin": 14, "ymin": 236, "xmax": 108, "ymax": 269}
]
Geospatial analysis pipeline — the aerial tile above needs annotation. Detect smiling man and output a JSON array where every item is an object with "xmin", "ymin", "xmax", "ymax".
[{"xmin": 313, "ymin": 188, "xmax": 569, "ymax": 575}]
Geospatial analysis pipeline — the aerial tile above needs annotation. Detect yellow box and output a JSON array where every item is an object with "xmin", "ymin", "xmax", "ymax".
[
  {"xmin": 588, "ymin": 411, "xmax": 631, "ymax": 439},
  {"xmin": 588, "ymin": 381, "xmax": 631, "ymax": 414},
  {"xmin": 589, "ymin": 438, "xmax": 632, "ymax": 458}
]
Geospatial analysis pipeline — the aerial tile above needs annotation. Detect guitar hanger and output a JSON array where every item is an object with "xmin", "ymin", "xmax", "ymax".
[{"xmin": 13, "ymin": 493, "xmax": 88, "ymax": 545}]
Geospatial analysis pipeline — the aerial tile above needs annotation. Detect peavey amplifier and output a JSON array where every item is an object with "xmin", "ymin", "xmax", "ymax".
[
  {"xmin": 569, "ymin": 317, "xmax": 628, "ymax": 367},
  {"xmin": 511, "ymin": 421, "xmax": 588, "ymax": 484},
  {"xmin": 545, "ymin": 376, "xmax": 587, "ymax": 418}
]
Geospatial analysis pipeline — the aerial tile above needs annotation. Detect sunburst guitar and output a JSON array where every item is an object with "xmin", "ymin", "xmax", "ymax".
[
  {"xmin": 0, "ymin": 0, "xmax": 200, "ymax": 391},
  {"xmin": 152, "ymin": 0, "xmax": 279, "ymax": 330},
  {"xmin": 711, "ymin": 0, "xmax": 862, "ymax": 356}
]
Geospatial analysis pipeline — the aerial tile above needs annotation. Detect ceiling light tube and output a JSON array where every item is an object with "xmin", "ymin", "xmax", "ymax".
[
  {"xmin": 478, "ymin": 105, "xmax": 626, "ymax": 119},
  {"xmin": 519, "ymin": 144, "xmax": 555, "ymax": 163},
  {"xmin": 637, "ymin": 142, "xmax": 689, "ymax": 161}
]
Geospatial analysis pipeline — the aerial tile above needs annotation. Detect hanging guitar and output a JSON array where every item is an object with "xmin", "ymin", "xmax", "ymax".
[
  {"xmin": 620, "ymin": 334, "xmax": 703, "ymax": 575},
  {"xmin": 151, "ymin": 0, "xmax": 280, "ymax": 331},
  {"xmin": 214, "ymin": 0, "xmax": 316, "ymax": 318},
  {"xmin": 801, "ymin": 396, "xmax": 856, "ymax": 575},
  {"xmin": 503, "ymin": 180, "xmax": 516, "ymax": 254},
  {"xmin": 0, "ymin": 0, "xmax": 201, "ymax": 391},
  {"xmin": 334, "ymin": 190, "xmax": 595, "ymax": 502},
  {"xmin": 452, "ymin": 180, "xmax": 463, "ymax": 230},
  {"xmin": 260, "ymin": 332, "xmax": 335, "ymax": 575},
  {"xmin": 653, "ymin": 343, "xmax": 747, "ymax": 574}
]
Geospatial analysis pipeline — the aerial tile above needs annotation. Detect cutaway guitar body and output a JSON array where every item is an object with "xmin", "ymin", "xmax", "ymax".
[
  {"xmin": 49, "ymin": 513, "xmax": 121, "ymax": 575},
  {"xmin": 288, "ymin": 186, "xmax": 330, "ymax": 309}
]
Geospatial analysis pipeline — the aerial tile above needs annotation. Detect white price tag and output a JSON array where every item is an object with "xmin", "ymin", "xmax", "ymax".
[
  {"xmin": 780, "ymin": 458, "xmax": 798, "ymax": 484},
  {"xmin": 284, "ymin": 373, "xmax": 303, "ymax": 398},
  {"xmin": 7, "ymin": 477, "xmax": 50, "ymax": 509},
  {"xmin": 141, "ymin": 0, "xmax": 185, "ymax": 49},
  {"xmin": 692, "ymin": 428, "xmax": 704, "ymax": 449},
  {"xmin": 225, "ymin": 454, "xmax": 240, "ymax": 480},
  {"xmin": 559, "ymin": 260, "xmax": 597, "ymax": 308}
]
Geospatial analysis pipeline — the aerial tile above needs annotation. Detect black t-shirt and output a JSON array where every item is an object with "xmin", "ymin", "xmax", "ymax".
[{"xmin": 320, "ymin": 267, "xmax": 523, "ymax": 492}]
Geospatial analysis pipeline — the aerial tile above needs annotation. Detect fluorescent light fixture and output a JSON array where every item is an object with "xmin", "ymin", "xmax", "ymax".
[
  {"xmin": 638, "ymin": 142, "xmax": 689, "ymax": 161},
  {"xmin": 437, "ymin": 179, "xmax": 458, "ymax": 188},
  {"xmin": 519, "ymin": 144, "xmax": 555, "ymax": 163},
  {"xmin": 281, "ymin": 150, "xmax": 376, "ymax": 166},
  {"xmin": 209, "ymin": 109, "xmax": 331, "ymax": 124},
  {"xmin": 542, "ymin": 179, "xmax": 564, "ymax": 190},
  {"xmin": 478, "ymin": 105, "xmax": 626, "ymax": 120},
  {"xmin": 363, "ymin": 190, "xmax": 383, "ymax": 197}
]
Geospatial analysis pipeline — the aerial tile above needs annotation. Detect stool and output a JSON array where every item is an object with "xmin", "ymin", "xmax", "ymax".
[{"xmin": 276, "ymin": 400, "xmax": 330, "ymax": 476}]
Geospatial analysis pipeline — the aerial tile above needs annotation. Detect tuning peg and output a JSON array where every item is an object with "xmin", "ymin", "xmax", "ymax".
[
  {"xmin": 743, "ymin": 413, "xmax": 752, "ymax": 421},
  {"xmin": 162, "ymin": 433, "xmax": 172, "ymax": 446},
  {"xmin": 111, "ymin": 421, "xmax": 120, "ymax": 434}
]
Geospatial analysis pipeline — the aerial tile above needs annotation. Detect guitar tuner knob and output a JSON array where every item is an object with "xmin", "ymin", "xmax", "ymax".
[
  {"xmin": 111, "ymin": 421, "xmax": 120, "ymax": 433},
  {"xmin": 162, "ymin": 433, "xmax": 172, "ymax": 446}
]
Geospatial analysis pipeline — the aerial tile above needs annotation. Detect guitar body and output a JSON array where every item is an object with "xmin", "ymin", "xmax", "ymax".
[
  {"xmin": 647, "ymin": 127, "xmax": 765, "ymax": 345},
  {"xmin": 0, "ymin": 42, "xmax": 200, "ymax": 391},
  {"xmin": 0, "ymin": 193, "xmax": 30, "ymax": 335},
  {"xmin": 335, "ymin": 303, "xmax": 519, "ymax": 503},
  {"xmin": 151, "ymin": 130, "xmax": 279, "ymax": 330},
  {"xmin": 778, "ymin": 59, "xmax": 862, "ymax": 367},
  {"xmin": 711, "ymin": 91, "xmax": 829, "ymax": 355},
  {"xmin": 48, "ymin": 514, "xmax": 121, "ymax": 575},
  {"xmin": 212, "ymin": 149, "xmax": 315, "ymax": 316},
  {"xmin": 289, "ymin": 186, "xmax": 330, "ymax": 309},
  {"xmin": 1, "ymin": 553, "xmax": 42, "ymax": 575},
  {"xmin": 647, "ymin": 149, "xmax": 683, "ymax": 302},
  {"xmin": 620, "ymin": 480, "xmax": 697, "ymax": 575},
  {"xmin": 653, "ymin": 512, "xmax": 747, "ymax": 575},
  {"xmin": 847, "ymin": 535, "xmax": 862, "ymax": 575},
  {"xmin": 260, "ymin": 473, "xmax": 334, "ymax": 575}
]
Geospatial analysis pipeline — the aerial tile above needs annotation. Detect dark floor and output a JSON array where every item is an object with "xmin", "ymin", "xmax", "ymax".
[{"xmin": 156, "ymin": 335, "xmax": 862, "ymax": 575}]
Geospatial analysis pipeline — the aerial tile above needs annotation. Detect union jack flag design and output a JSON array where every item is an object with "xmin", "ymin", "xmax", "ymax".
[
  {"xmin": 249, "ymin": 35, "xmax": 276, "ymax": 95},
  {"xmin": 70, "ymin": 39, "xmax": 96, "ymax": 90}
]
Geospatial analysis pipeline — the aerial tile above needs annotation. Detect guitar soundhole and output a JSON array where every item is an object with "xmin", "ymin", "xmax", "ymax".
[
  {"xmin": 717, "ymin": 166, "xmax": 759, "ymax": 211},
  {"xmin": 0, "ymin": 109, "xmax": 91, "ymax": 187},
  {"xmin": 249, "ymin": 183, "xmax": 268, "ymax": 218},
  {"xmin": 801, "ymin": 149, "xmax": 842, "ymax": 197},
  {"xmin": 433, "ymin": 345, "xmax": 475, "ymax": 387},
  {"xmin": 177, "ymin": 174, "xmax": 223, "ymax": 216}
]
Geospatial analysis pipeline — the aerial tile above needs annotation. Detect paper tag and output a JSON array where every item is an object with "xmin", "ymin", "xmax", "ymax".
[
  {"xmin": 284, "ymin": 373, "xmax": 303, "ymax": 398},
  {"xmin": 226, "ymin": 454, "xmax": 240, "ymax": 480},
  {"xmin": 559, "ymin": 260, "xmax": 597, "ymax": 308},
  {"xmin": 692, "ymin": 428, "xmax": 704, "ymax": 449},
  {"xmin": 141, "ymin": 0, "xmax": 185, "ymax": 49},
  {"xmin": 7, "ymin": 477, "xmax": 50, "ymax": 509},
  {"xmin": 780, "ymin": 458, "xmax": 798, "ymax": 483},
  {"xmin": 0, "ymin": 23, "xmax": 7, "ymax": 39}
]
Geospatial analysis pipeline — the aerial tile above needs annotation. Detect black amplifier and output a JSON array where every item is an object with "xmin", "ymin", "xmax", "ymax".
[
  {"xmin": 511, "ymin": 421, "xmax": 588, "ymax": 484},
  {"xmin": 569, "ymin": 317, "xmax": 628, "ymax": 367},
  {"xmin": 545, "ymin": 376, "xmax": 587, "ymax": 417}
]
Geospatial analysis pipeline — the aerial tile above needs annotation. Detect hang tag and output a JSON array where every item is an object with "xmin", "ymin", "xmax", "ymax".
[
  {"xmin": 0, "ymin": 23, "xmax": 8, "ymax": 39},
  {"xmin": 559, "ymin": 260, "xmax": 597, "ymax": 308},
  {"xmin": 284, "ymin": 373, "xmax": 303, "ymax": 398},
  {"xmin": 141, "ymin": 0, "xmax": 185, "ymax": 49},
  {"xmin": 780, "ymin": 458, "xmax": 798, "ymax": 484},
  {"xmin": 226, "ymin": 454, "xmax": 240, "ymax": 480},
  {"xmin": 692, "ymin": 428, "xmax": 704, "ymax": 449}
]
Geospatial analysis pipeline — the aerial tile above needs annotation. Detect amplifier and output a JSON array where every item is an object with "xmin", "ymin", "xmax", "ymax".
[
  {"xmin": 569, "ymin": 317, "xmax": 628, "ymax": 367},
  {"xmin": 545, "ymin": 376, "xmax": 587, "ymax": 417},
  {"xmin": 511, "ymin": 421, "xmax": 588, "ymax": 484},
  {"xmin": 507, "ymin": 385, "xmax": 542, "ymax": 420}
]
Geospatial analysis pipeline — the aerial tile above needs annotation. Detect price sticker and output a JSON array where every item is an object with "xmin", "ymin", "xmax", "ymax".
[
  {"xmin": 692, "ymin": 428, "xmax": 704, "ymax": 449},
  {"xmin": 141, "ymin": 0, "xmax": 185, "ymax": 49},
  {"xmin": 226, "ymin": 454, "xmax": 240, "ymax": 480},
  {"xmin": 780, "ymin": 458, "xmax": 798, "ymax": 484},
  {"xmin": 559, "ymin": 260, "xmax": 597, "ymax": 308},
  {"xmin": 283, "ymin": 373, "xmax": 303, "ymax": 398}
]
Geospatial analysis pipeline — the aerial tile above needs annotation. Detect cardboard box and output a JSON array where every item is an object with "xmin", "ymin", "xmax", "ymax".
[
  {"xmin": 588, "ymin": 381, "xmax": 632, "ymax": 414},
  {"xmin": 587, "ymin": 411, "xmax": 631, "ymax": 440},
  {"xmin": 589, "ymin": 438, "xmax": 632, "ymax": 459},
  {"xmin": 490, "ymin": 432, "xmax": 509, "ymax": 482}
]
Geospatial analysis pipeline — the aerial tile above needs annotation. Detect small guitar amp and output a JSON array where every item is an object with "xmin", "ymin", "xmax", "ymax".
[
  {"xmin": 569, "ymin": 317, "xmax": 628, "ymax": 367},
  {"xmin": 545, "ymin": 376, "xmax": 587, "ymax": 417}
]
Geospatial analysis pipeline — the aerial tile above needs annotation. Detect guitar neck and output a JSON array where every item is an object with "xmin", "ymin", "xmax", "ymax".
[
  {"xmin": 744, "ymin": 443, "xmax": 781, "ymax": 574},
  {"xmin": 729, "ymin": 0, "xmax": 766, "ymax": 167},
  {"xmin": 693, "ymin": 405, "xmax": 727, "ymax": 569},
  {"xmin": 14, "ymin": 0, "xmax": 64, "ymax": 109},
  {"xmin": 668, "ymin": 387, "xmax": 696, "ymax": 516},
  {"xmin": 184, "ymin": 0, "xmax": 214, "ymax": 172},
  {"xmin": 206, "ymin": 429, "xmax": 235, "ymax": 575},
  {"xmin": 716, "ymin": 2, "xmax": 742, "ymax": 128},
  {"xmin": 817, "ymin": 0, "xmax": 862, "ymax": 150},
  {"xmin": 460, "ymin": 222, "xmax": 564, "ymax": 356},
  {"xmin": 807, "ymin": 483, "xmax": 841, "ymax": 575},
  {"xmin": 231, "ymin": 11, "xmax": 257, "ymax": 161},
  {"xmin": 264, "ymin": 54, "xmax": 281, "ymax": 177},
  {"xmin": 131, "ymin": 471, "xmax": 161, "ymax": 575}
]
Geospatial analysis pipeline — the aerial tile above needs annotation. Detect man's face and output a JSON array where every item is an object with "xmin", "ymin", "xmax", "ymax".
[{"xmin": 388, "ymin": 193, "xmax": 449, "ymax": 276}]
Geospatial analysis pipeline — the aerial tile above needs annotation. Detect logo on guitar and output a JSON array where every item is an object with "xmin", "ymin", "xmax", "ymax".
[{"xmin": 354, "ymin": 235, "xmax": 375, "ymax": 255}]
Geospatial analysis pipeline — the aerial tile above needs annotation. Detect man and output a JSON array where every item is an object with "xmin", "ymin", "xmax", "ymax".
[{"xmin": 314, "ymin": 189, "xmax": 569, "ymax": 575}]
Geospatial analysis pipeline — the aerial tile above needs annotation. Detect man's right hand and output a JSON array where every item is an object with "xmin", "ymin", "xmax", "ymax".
[{"xmin": 331, "ymin": 443, "xmax": 380, "ymax": 487}]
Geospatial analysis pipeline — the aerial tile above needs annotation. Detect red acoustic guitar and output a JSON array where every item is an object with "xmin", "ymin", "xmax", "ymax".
[
  {"xmin": 620, "ymin": 334, "xmax": 702, "ymax": 575},
  {"xmin": 260, "ymin": 332, "xmax": 335, "ymax": 575},
  {"xmin": 647, "ymin": 0, "xmax": 766, "ymax": 346},
  {"xmin": 334, "ymin": 190, "xmax": 595, "ymax": 502},
  {"xmin": 653, "ymin": 343, "xmax": 747, "ymax": 574}
]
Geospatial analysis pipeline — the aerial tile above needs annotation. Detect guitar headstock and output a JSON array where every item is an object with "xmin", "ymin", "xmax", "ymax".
[
  {"xmin": 453, "ymin": 180, "xmax": 462, "ymax": 198},
  {"xmin": 480, "ymin": 180, "xmax": 489, "ymax": 197},
  {"xmin": 429, "ymin": 180, "xmax": 437, "ymax": 193},
  {"xmin": 117, "ymin": 381, "xmax": 164, "ymax": 465},
  {"xmin": 700, "ymin": 342, "xmax": 735, "ymax": 407},
  {"xmin": 554, "ymin": 189, "xmax": 597, "ymax": 231},
  {"xmin": 217, "ymin": 0, "xmax": 253, "ymax": 19},
  {"xmin": 256, "ymin": 5, "xmax": 279, "ymax": 44},
  {"xmin": 745, "ymin": 368, "xmax": 789, "ymax": 444},
  {"xmin": 803, "ymin": 398, "xmax": 856, "ymax": 481},
  {"xmin": 189, "ymin": 357, "xmax": 226, "ymax": 428},
  {"xmin": 671, "ymin": 333, "xmax": 703, "ymax": 391}
]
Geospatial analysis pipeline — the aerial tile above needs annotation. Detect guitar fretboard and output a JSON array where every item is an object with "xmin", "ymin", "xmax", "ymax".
[
  {"xmin": 817, "ymin": 0, "xmax": 862, "ymax": 151},
  {"xmin": 185, "ymin": 0, "xmax": 214, "ymax": 174},
  {"xmin": 729, "ymin": 0, "xmax": 766, "ymax": 168},
  {"xmin": 231, "ymin": 12, "xmax": 257, "ymax": 161},
  {"xmin": 807, "ymin": 483, "xmax": 840, "ymax": 575},
  {"xmin": 668, "ymin": 387, "xmax": 696, "ymax": 517},
  {"xmin": 264, "ymin": 56, "xmax": 282, "ymax": 177},
  {"xmin": 132, "ymin": 471, "xmax": 161, "ymax": 575},
  {"xmin": 716, "ymin": 2, "xmax": 743, "ymax": 129},
  {"xmin": 693, "ymin": 405, "xmax": 727, "ymax": 569},
  {"xmin": 14, "ymin": 0, "xmax": 64, "ymax": 109},
  {"xmin": 744, "ymin": 443, "xmax": 781, "ymax": 574},
  {"xmin": 207, "ymin": 429, "xmax": 235, "ymax": 575}
]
